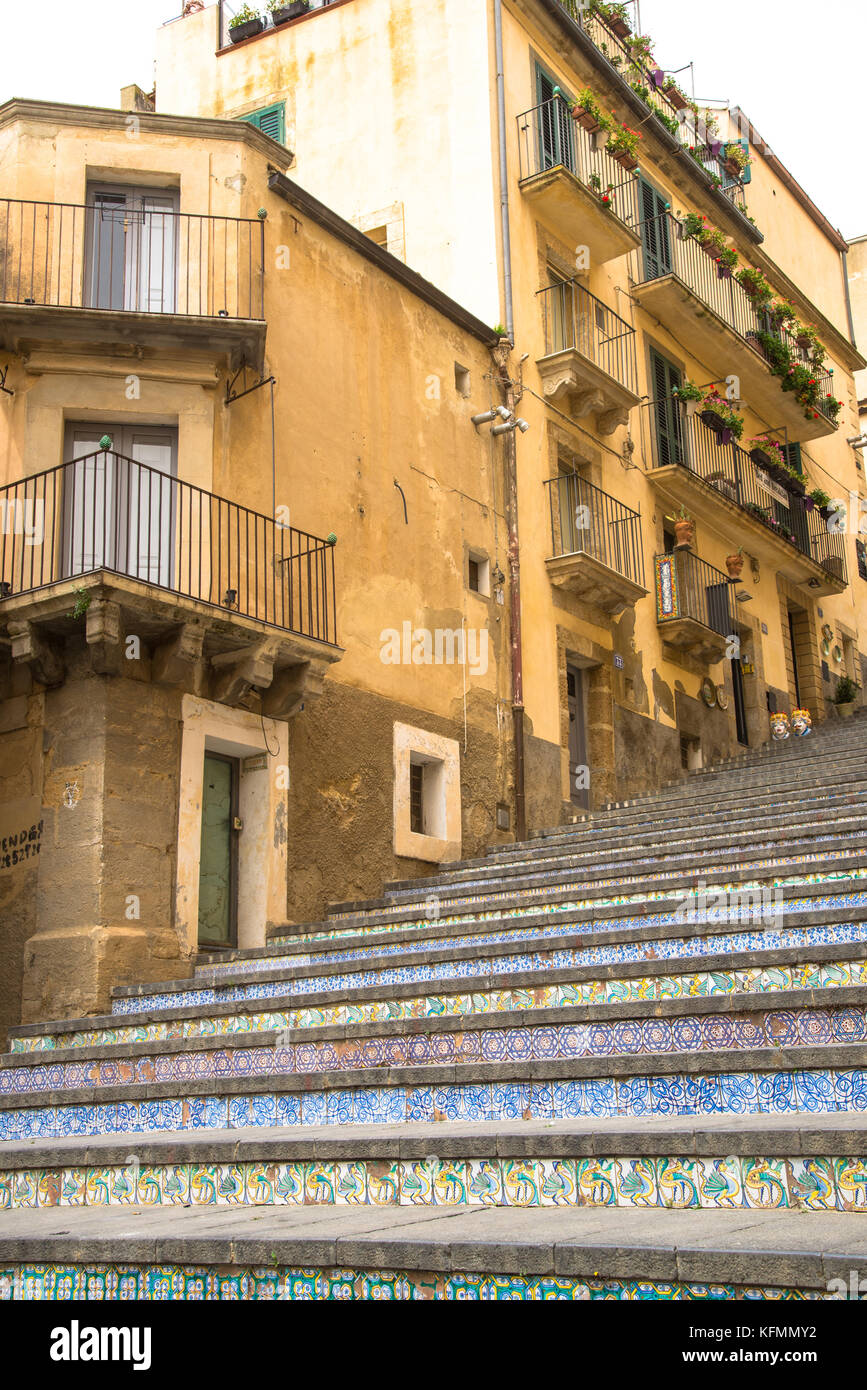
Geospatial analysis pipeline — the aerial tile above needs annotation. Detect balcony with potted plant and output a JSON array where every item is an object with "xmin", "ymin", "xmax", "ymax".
[
  {"xmin": 645, "ymin": 393, "xmax": 849, "ymax": 596},
  {"xmin": 655, "ymin": 546, "xmax": 733, "ymax": 665},
  {"xmin": 227, "ymin": 4, "xmax": 264, "ymax": 42},
  {"xmin": 630, "ymin": 213, "xmax": 841, "ymax": 442},
  {"xmin": 516, "ymin": 94, "xmax": 642, "ymax": 265}
]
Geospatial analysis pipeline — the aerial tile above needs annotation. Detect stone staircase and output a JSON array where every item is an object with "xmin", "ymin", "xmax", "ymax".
[{"xmin": 2, "ymin": 714, "xmax": 867, "ymax": 1301}]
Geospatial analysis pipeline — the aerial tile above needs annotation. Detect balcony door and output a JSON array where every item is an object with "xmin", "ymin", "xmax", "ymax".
[
  {"xmin": 650, "ymin": 348, "xmax": 686, "ymax": 469},
  {"xmin": 567, "ymin": 665, "xmax": 590, "ymax": 810},
  {"xmin": 536, "ymin": 66, "xmax": 575, "ymax": 174},
  {"xmin": 639, "ymin": 179, "xmax": 672, "ymax": 281},
  {"xmin": 86, "ymin": 184, "xmax": 179, "ymax": 313},
  {"xmin": 62, "ymin": 424, "xmax": 177, "ymax": 586}
]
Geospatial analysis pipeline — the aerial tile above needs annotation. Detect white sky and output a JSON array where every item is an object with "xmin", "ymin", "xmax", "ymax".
[{"xmin": 0, "ymin": 0, "xmax": 864, "ymax": 240}]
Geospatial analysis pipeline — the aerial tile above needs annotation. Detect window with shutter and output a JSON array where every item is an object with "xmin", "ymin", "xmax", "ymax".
[
  {"xmin": 639, "ymin": 178, "xmax": 672, "ymax": 280},
  {"xmin": 239, "ymin": 102, "xmax": 285, "ymax": 145},
  {"xmin": 856, "ymin": 540, "xmax": 867, "ymax": 582},
  {"xmin": 650, "ymin": 347, "xmax": 684, "ymax": 469},
  {"xmin": 783, "ymin": 442, "xmax": 803, "ymax": 474},
  {"xmin": 535, "ymin": 64, "xmax": 574, "ymax": 173}
]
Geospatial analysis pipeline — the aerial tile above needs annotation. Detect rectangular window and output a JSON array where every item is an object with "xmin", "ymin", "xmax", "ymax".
[
  {"xmin": 86, "ymin": 183, "xmax": 179, "ymax": 313},
  {"xmin": 857, "ymin": 539, "xmax": 867, "ymax": 582},
  {"xmin": 783, "ymin": 442, "xmax": 803, "ymax": 474},
  {"xmin": 409, "ymin": 762, "xmax": 425, "ymax": 834},
  {"xmin": 467, "ymin": 553, "xmax": 491, "ymax": 596},
  {"xmin": 239, "ymin": 102, "xmax": 285, "ymax": 144}
]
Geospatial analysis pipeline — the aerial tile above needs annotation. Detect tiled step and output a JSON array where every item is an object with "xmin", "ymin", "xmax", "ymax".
[
  {"xmin": 2, "ymin": 1042, "xmax": 866, "ymax": 1141},
  {"xmin": 5, "ymin": 989, "xmax": 867, "ymax": 1104},
  {"xmin": 447, "ymin": 805, "xmax": 867, "ymax": 878},
  {"xmin": 45, "ymin": 885, "xmax": 867, "ymax": 1028},
  {"xmin": 320, "ymin": 845, "xmax": 867, "ymax": 931},
  {"xmin": 10, "ymin": 937, "xmax": 867, "ymax": 1055},
  {"xmin": 1, "ymin": 1203, "xmax": 865, "ymax": 1299},
  {"xmin": 258, "ymin": 872, "xmax": 867, "ymax": 958},
  {"xmin": 382, "ymin": 826, "xmax": 867, "ymax": 897},
  {"xmin": 2, "ymin": 1114, "xmax": 866, "ymax": 1213}
]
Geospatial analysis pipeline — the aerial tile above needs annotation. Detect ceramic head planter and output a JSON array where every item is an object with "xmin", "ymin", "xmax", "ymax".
[
  {"xmin": 769, "ymin": 711, "xmax": 790, "ymax": 741},
  {"xmin": 791, "ymin": 709, "xmax": 813, "ymax": 738}
]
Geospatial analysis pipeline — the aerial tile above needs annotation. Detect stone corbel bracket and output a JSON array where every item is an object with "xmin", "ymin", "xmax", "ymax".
[
  {"xmin": 209, "ymin": 640, "xmax": 279, "ymax": 709},
  {"xmin": 263, "ymin": 657, "xmax": 331, "ymax": 719},
  {"xmin": 85, "ymin": 599, "xmax": 124, "ymax": 676},
  {"xmin": 7, "ymin": 619, "xmax": 64, "ymax": 687},
  {"xmin": 152, "ymin": 623, "xmax": 206, "ymax": 687}
]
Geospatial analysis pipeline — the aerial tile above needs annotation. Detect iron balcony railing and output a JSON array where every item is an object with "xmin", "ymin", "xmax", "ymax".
[
  {"xmin": 649, "ymin": 403, "xmax": 849, "ymax": 584},
  {"xmin": 0, "ymin": 453, "xmax": 337, "ymax": 644},
  {"xmin": 516, "ymin": 95, "xmax": 640, "ymax": 233},
  {"xmin": 552, "ymin": 2, "xmax": 684, "ymax": 132},
  {"xmin": 219, "ymin": 0, "xmax": 344, "ymax": 47},
  {"xmin": 633, "ymin": 211, "xmax": 838, "ymax": 426},
  {"xmin": 0, "ymin": 198, "xmax": 265, "ymax": 320},
  {"xmin": 538, "ymin": 278, "xmax": 638, "ymax": 396},
  {"xmin": 656, "ymin": 549, "xmax": 734, "ymax": 638},
  {"xmin": 546, "ymin": 471, "xmax": 644, "ymax": 587},
  {"xmin": 691, "ymin": 144, "xmax": 747, "ymax": 211}
]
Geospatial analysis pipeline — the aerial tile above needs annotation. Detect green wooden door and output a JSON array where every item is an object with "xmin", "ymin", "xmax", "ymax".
[
  {"xmin": 650, "ymin": 347, "xmax": 685, "ymax": 468},
  {"xmin": 198, "ymin": 753, "xmax": 238, "ymax": 947}
]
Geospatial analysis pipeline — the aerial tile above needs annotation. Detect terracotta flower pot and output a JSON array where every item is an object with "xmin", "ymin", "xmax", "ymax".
[
  {"xmin": 723, "ymin": 157, "xmax": 742, "ymax": 178},
  {"xmin": 610, "ymin": 16, "xmax": 631, "ymax": 38},
  {"xmin": 674, "ymin": 520, "xmax": 694, "ymax": 547},
  {"xmin": 612, "ymin": 150, "xmax": 638, "ymax": 171},
  {"xmin": 836, "ymin": 701, "xmax": 856, "ymax": 720},
  {"xmin": 726, "ymin": 554, "xmax": 745, "ymax": 580},
  {"xmin": 572, "ymin": 107, "xmax": 601, "ymax": 133},
  {"xmin": 665, "ymin": 85, "xmax": 689, "ymax": 110}
]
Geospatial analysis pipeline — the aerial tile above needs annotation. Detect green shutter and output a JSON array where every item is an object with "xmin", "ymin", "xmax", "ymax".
[
  {"xmin": 535, "ymin": 63, "xmax": 574, "ymax": 172},
  {"xmin": 240, "ymin": 102, "xmax": 285, "ymax": 145},
  {"xmin": 783, "ymin": 442, "xmax": 803, "ymax": 474},
  {"xmin": 650, "ymin": 347, "xmax": 684, "ymax": 468},
  {"xmin": 640, "ymin": 179, "xmax": 672, "ymax": 279}
]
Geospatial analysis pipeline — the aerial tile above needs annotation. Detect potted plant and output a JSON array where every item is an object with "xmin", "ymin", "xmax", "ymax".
[
  {"xmin": 672, "ymin": 379, "xmax": 703, "ymax": 418},
  {"xmin": 726, "ymin": 548, "xmax": 745, "ymax": 580},
  {"xmin": 229, "ymin": 3, "xmax": 264, "ymax": 40},
  {"xmin": 570, "ymin": 88, "xmax": 611, "ymax": 134},
  {"xmin": 606, "ymin": 123, "xmax": 642, "ymax": 171},
  {"xmin": 748, "ymin": 433, "xmax": 785, "ymax": 474},
  {"xmin": 663, "ymin": 79, "xmax": 690, "ymax": 110},
  {"xmin": 591, "ymin": 0, "xmax": 632, "ymax": 39},
  {"xmin": 834, "ymin": 675, "xmax": 859, "ymax": 719},
  {"xmin": 699, "ymin": 388, "xmax": 744, "ymax": 444},
  {"xmin": 628, "ymin": 34, "xmax": 655, "ymax": 65},
  {"xmin": 269, "ymin": 0, "xmax": 310, "ymax": 22},
  {"xmin": 666, "ymin": 507, "xmax": 695, "ymax": 548},
  {"xmin": 768, "ymin": 300, "xmax": 797, "ymax": 329},
  {"xmin": 588, "ymin": 173, "xmax": 617, "ymax": 206},
  {"xmin": 735, "ymin": 265, "xmax": 773, "ymax": 311},
  {"xmin": 722, "ymin": 142, "xmax": 749, "ymax": 178}
]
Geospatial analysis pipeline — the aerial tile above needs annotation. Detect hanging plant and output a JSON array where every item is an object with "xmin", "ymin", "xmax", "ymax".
[
  {"xmin": 699, "ymin": 387, "xmax": 745, "ymax": 443},
  {"xmin": 606, "ymin": 123, "xmax": 642, "ymax": 170},
  {"xmin": 748, "ymin": 433, "xmax": 787, "ymax": 476},
  {"xmin": 664, "ymin": 79, "xmax": 690, "ymax": 110},
  {"xmin": 570, "ymin": 88, "xmax": 613, "ymax": 134},
  {"xmin": 722, "ymin": 142, "xmax": 750, "ymax": 177},
  {"xmin": 590, "ymin": 0, "xmax": 632, "ymax": 39},
  {"xmin": 228, "ymin": 3, "xmax": 264, "ymax": 40},
  {"xmin": 735, "ymin": 266, "xmax": 773, "ymax": 309}
]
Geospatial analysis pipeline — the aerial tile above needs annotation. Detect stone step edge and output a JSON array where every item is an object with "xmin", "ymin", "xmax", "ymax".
[
  {"xmin": 5, "ymin": 984, "xmax": 866, "ymax": 1074},
  {"xmin": 1, "ymin": 1043, "xmax": 865, "ymax": 1113},
  {"xmin": 253, "ymin": 874, "xmax": 867, "ymax": 963},
  {"xmin": 0, "ymin": 1206, "xmax": 862, "ymax": 1291},
  {"xmin": 325, "ymin": 849, "xmax": 867, "ymax": 925},
  {"xmin": 14, "ymin": 914, "xmax": 867, "ymax": 1043},
  {"xmin": 4, "ymin": 1114, "xmax": 867, "ymax": 1169},
  {"xmin": 120, "ymin": 892, "xmax": 867, "ymax": 1001},
  {"xmin": 381, "ymin": 831, "xmax": 867, "ymax": 896}
]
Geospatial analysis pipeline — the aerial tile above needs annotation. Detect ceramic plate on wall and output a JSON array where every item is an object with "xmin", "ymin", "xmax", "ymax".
[
  {"xmin": 716, "ymin": 685, "xmax": 730, "ymax": 710},
  {"xmin": 700, "ymin": 677, "xmax": 717, "ymax": 707}
]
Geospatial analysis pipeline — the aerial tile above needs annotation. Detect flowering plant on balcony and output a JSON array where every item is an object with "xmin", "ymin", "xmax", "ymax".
[
  {"xmin": 748, "ymin": 434, "xmax": 786, "ymax": 469},
  {"xmin": 700, "ymin": 387, "xmax": 745, "ymax": 441},
  {"xmin": 768, "ymin": 300, "xmax": 797, "ymax": 328},
  {"xmin": 792, "ymin": 321, "xmax": 825, "ymax": 363},
  {"xmin": 628, "ymin": 33, "xmax": 655, "ymax": 65},
  {"xmin": 723, "ymin": 142, "xmax": 750, "ymax": 176},
  {"xmin": 606, "ymin": 123, "xmax": 642, "ymax": 169},
  {"xmin": 672, "ymin": 379, "xmax": 704, "ymax": 403},
  {"xmin": 589, "ymin": 0, "xmax": 632, "ymax": 36},
  {"xmin": 735, "ymin": 265, "xmax": 773, "ymax": 308},
  {"xmin": 570, "ymin": 88, "xmax": 613, "ymax": 134},
  {"xmin": 230, "ymin": 4, "xmax": 262, "ymax": 26},
  {"xmin": 588, "ymin": 173, "xmax": 617, "ymax": 206},
  {"xmin": 681, "ymin": 213, "xmax": 738, "ymax": 271}
]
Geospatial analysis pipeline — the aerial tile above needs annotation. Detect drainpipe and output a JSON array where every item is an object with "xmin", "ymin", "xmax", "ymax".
[
  {"xmin": 494, "ymin": 340, "xmax": 526, "ymax": 842},
  {"xmin": 841, "ymin": 247, "xmax": 857, "ymax": 348},
  {"xmin": 494, "ymin": 0, "xmax": 514, "ymax": 339}
]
